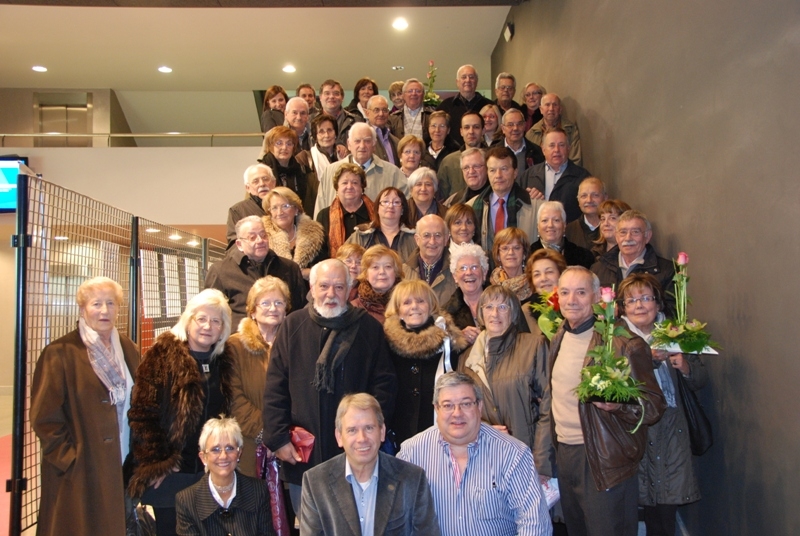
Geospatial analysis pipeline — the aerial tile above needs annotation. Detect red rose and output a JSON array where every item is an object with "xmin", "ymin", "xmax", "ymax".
[{"xmin": 547, "ymin": 291, "xmax": 560, "ymax": 312}]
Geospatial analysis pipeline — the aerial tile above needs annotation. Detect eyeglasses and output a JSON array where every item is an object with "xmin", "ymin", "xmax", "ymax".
[
  {"xmin": 273, "ymin": 140, "xmax": 294, "ymax": 147},
  {"xmin": 405, "ymin": 88, "xmax": 423, "ymax": 95},
  {"xmin": 194, "ymin": 316, "xmax": 223, "ymax": 329},
  {"xmin": 380, "ymin": 199, "xmax": 403, "ymax": 207},
  {"xmin": 437, "ymin": 400, "xmax": 477, "ymax": 413},
  {"xmin": 497, "ymin": 85, "xmax": 514, "ymax": 91},
  {"xmin": 205, "ymin": 445, "xmax": 239, "ymax": 457},
  {"xmin": 499, "ymin": 245, "xmax": 523, "ymax": 253},
  {"xmin": 257, "ymin": 300, "xmax": 286, "ymax": 310},
  {"xmin": 270, "ymin": 203, "xmax": 294, "ymax": 214},
  {"xmin": 524, "ymin": 91, "xmax": 543, "ymax": 97},
  {"xmin": 503, "ymin": 121, "xmax": 525, "ymax": 128},
  {"xmin": 369, "ymin": 107, "xmax": 390, "ymax": 114},
  {"xmin": 239, "ymin": 232, "xmax": 267, "ymax": 243},
  {"xmin": 623, "ymin": 295, "xmax": 657, "ymax": 307},
  {"xmin": 248, "ymin": 175, "xmax": 273, "ymax": 186},
  {"xmin": 461, "ymin": 164, "xmax": 485, "ymax": 172},
  {"xmin": 456, "ymin": 264, "xmax": 481, "ymax": 273},
  {"xmin": 482, "ymin": 303, "xmax": 510, "ymax": 313},
  {"xmin": 418, "ymin": 232, "xmax": 444, "ymax": 242}
]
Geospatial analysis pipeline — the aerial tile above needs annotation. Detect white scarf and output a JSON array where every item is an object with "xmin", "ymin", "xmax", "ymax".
[
  {"xmin": 621, "ymin": 313, "xmax": 676, "ymax": 407},
  {"xmin": 310, "ymin": 145, "xmax": 331, "ymax": 179}
]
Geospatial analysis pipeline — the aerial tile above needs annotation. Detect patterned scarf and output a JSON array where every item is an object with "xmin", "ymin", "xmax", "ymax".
[
  {"xmin": 356, "ymin": 278, "xmax": 399, "ymax": 317},
  {"xmin": 328, "ymin": 195, "xmax": 376, "ymax": 257},
  {"xmin": 490, "ymin": 267, "xmax": 533, "ymax": 303}
]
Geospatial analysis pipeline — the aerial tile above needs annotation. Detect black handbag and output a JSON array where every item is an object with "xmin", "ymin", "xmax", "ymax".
[{"xmin": 675, "ymin": 371, "xmax": 713, "ymax": 456}]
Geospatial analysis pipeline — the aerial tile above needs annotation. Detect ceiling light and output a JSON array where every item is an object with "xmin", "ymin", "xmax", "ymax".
[
  {"xmin": 392, "ymin": 18, "xmax": 408, "ymax": 30},
  {"xmin": 145, "ymin": 228, "xmax": 161, "ymax": 233},
  {"xmin": 282, "ymin": 65, "xmax": 296, "ymax": 73},
  {"xmin": 168, "ymin": 234, "xmax": 182, "ymax": 241},
  {"xmin": 392, "ymin": 66, "xmax": 405, "ymax": 71},
  {"xmin": 187, "ymin": 240, "xmax": 200, "ymax": 247},
  {"xmin": 32, "ymin": 66, "xmax": 48, "ymax": 73},
  {"xmin": 54, "ymin": 236, "xmax": 68, "ymax": 241},
  {"xmin": 158, "ymin": 66, "xmax": 173, "ymax": 73}
]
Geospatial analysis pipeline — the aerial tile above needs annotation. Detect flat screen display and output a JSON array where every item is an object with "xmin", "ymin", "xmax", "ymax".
[{"xmin": 0, "ymin": 156, "xmax": 27, "ymax": 213}]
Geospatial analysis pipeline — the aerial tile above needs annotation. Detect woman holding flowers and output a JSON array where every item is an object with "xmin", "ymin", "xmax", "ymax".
[{"xmin": 523, "ymin": 248, "xmax": 567, "ymax": 338}]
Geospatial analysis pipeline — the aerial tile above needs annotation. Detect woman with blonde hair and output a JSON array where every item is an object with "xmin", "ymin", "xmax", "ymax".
[
  {"xmin": 351, "ymin": 245, "xmax": 403, "ymax": 323},
  {"xmin": 335, "ymin": 243, "xmax": 366, "ymax": 301}
]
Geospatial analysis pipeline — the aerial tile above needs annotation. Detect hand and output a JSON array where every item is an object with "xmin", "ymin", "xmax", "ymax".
[
  {"xmin": 275, "ymin": 442, "xmax": 302, "ymax": 465},
  {"xmin": 651, "ymin": 348, "xmax": 669, "ymax": 362},
  {"xmin": 592, "ymin": 401, "xmax": 622, "ymax": 412},
  {"xmin": 462, "ymin": 326, "xmax": 481, "ymax": 345},
  {"xmin": 668, "ymin": 353, "xmax": 690, "ymax": 375},
  {"xmin": 336, "ymin": 144, "xmax": 349, "ymax": 159},
  {"xmin": 527, "ymin": 187, "xmax": 545, "ymax": 200},
  {"xmin": 491, "ymin": 424, "xmax": 508, "ymax": 434}
]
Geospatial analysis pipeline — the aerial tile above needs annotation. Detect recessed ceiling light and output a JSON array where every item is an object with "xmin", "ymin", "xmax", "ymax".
[
  {"xmin": 392, "ymin": 17, "xmax": 408, "ymax": 30},
  {"xmin": 168, "ymin": 234, "xmax": 182, "ymax": 240},
  {"xmin": 158, "ymin": 66, "xmax": 173, "ymax": 73},
  {"xmin": 32, "ymin": 66, "xmax": 48, "ymax": 73},
  {"xmin": 282, "ymin": 65, "xmax": 296, "ymax": 73},
  {"xmin": 187, "ymin": 240, "xmax": 200, "ymax": 247},
  {"xmin": 145, "ymin": 228, "xmax": 161, "ymax": 233},
  {"xmin": 166, "ymin": 131, "xmax": 180, "ymax": 135},
  {"xmin": 54, "ymin": 236, "xmax": 68, "ymax": 241},
  {"xmin": 392, "ymin": 66, "xmax": 405, "ymax": 71}
]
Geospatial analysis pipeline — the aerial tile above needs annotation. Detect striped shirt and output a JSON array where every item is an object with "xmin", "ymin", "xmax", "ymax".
[{"xmin": 398, "ymin": 424, "xmax": 552, "ymax": 536}]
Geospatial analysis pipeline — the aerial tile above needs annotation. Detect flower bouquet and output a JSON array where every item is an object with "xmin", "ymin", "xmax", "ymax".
[
  {"xmin": 651, "ymin": 252, "xmax": 718, "ymax": 354},
  {"xmin": 530, "ymin": 290, "xmax": 563, "ymax": 340},
  {"xmin": 423, "ymin": 60, "xmax": 442, "ymax": 107},
  {"xmin": 574, "ymin": 287, "xmax": 646, "ymax": 433}
]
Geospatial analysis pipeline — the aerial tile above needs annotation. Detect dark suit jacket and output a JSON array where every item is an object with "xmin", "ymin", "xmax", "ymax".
[
  {"xmin": 175, "ymin": 472, "xmax": 276, "ymax": 536},
  {"xmin": 517, "ymin": 160, "xmax": 591, "ymax": 223},
  {"xmin": 531, "ymin": 238, "xmax": 595, "ymax": 269},
  {"xmin": 373, "ymin": 127, "xmax": 401, "ymax": 166},
  {"xmin": 300, "ymin": 451, "xmax": 441, "ymax": 536}
]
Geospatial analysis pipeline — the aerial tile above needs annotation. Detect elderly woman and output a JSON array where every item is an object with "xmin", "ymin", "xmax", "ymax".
[
  {"xmin": 297, "ymin": 113, "xmax": 340, "ymax": 186},
  {"xmin": 531, "ymin": 200, "xmax": 595, "ymax": 268},
  {"xmin": 128, "ymin": 289, "xmax": 234, "ymax": 536},
  {"xmin": 592, "ymin": 199, "xmax": 632, "ymax": 260},
  {"xmin": 459, "ymin": 285, "xmax": 548, "ymax": 448},
  {"xmin": 227, "ymin": 276, "xmax": 291, "ymax": 477},
  {"xmin": 445, "ymin": 203, "xmax": 478, "ymax": 248},
  {"xmin": 259, "ymin": 126, "xmax": 314, "ymax": 215},
  {"xmin": 351, "ymin": 245, "xmax": 403, "ymax": 323},
  {"xmin": 335, "ymin": 242, "xmax": 366, "ymax": 301},
  {"xmin": 490, "ymin": 227, "xmax": 533, "ymax": 304},
  {"xmin": 260, "ymin": 85, "xmax": 289, "ymax": 132},
  {"xmin": 407, "ymin": 166, "xmax": 447, "ymax": 227},
  {"xmin": 480, "ymin": 103, "xmax": 503, "ymax": 146},
  {"xmin": 522, "ymin": 248, "xmax": 569, "ymax": 336},
  {"xmin": 346, "ymin": 186, "xmax": 417, "ymax": 262},
  {"xmin": 262, "ymin": 186, "xmax": 326, "ymax": 280},
  {"xmin": 388, "ymin": 80, "xmax": 405, "ymax": 113},
  {"xmin": 316, "ymin": 162, "xmax": 376, "ymax": 258},
  {"xmin": 397, "ymin": 134, "xmax": 425, "ymax": 178},
  {"xmin": 346, "ymin": 77, "xmax": 378, "ymax": 119},
  {"xmin": 31, "ymin": 277, "xmax": 139, "ymax": 536},
  {"xmin": 617, "ymin": 273, "xmax": 708, "ymax": 536},
  {"xmin": 442, "ymin": 243, "xmax": 489, "ymax": 347},
  {"xmin": 420, "ymin": 110, "xmax": 458, "ymax": 171},
  {"xmin": 384, "ymin": 280, "xmax": 468, "ymax": 444},
  {"xmin": 176, "ymin": 416, "xmax": 276, "ymax": 536},
  {"xmin": 522, "ymin": 82, "xmax": 545, "ymax": 131}
]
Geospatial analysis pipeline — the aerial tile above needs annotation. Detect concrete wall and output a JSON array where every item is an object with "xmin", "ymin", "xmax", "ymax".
[{"xmin": 491, "ymin": 0, "xmax": 800, "ymax": 534}]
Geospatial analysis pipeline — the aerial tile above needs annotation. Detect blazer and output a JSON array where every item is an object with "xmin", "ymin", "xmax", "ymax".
[
  {"xmin": 175, "ymin": 472, "xmax": 276, "ymax": 536},
  {"xmin": 517, "ymin": 160, "xmax": 591, "ymax": 223},
  {"xmin": 300, "ymin": 451, "xmax": 441, "ymax": 536}
]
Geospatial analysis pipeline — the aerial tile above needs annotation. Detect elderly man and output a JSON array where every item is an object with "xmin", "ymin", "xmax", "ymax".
[
  {"xmin": 399, "ymin": 372, "xmax": 552, "ymax": 536},
  {"xmin": 284, "ymin": 96, "xmax": 311, "ymax": 151},
  {"xmin": 565, "ymin": 177, "xmax": 608, "ymax": 250},
  {"xmin": 301, "ymin": 394, "xmax": 440, "ymax": 536},
  {"xmin": 533, "ymin": 267, "xmax": 666, "ymax": 536},
  {"xmin": 436, "ymin": 112, "xmax": 487, "ymax": 199},
  {"xmin": 591, "ymin": 209, "xmax": 675, "ymax": 314},
  {"xmin": 263, "ymin": 259, "xmax": 397, "ymax": 517},
  {"xmin": 525, "ymin": 93, "xmax": 583, "ymax": 166},
  {"xmin": 314, "ymin": 122, "xmax": 407, "ymax": 217},
  {"xmin": 365, "ymin": 95, "xmax": 400, "ymax": 166},
  {"xmin": 402, "ymin": 215, "xmax": 457, "ymax": 305},
  {"xmin": 493, "ymin": 72, "xmax": 525, "ymax": 114},
  {"xmin": 388, "ymin": 78, "xmax": 434, "ymax": 143},
  {"xmin": 437, "ymin": 65, "xmax": 493, "ymax": 147},
  {"xmin": 530, "ymin": 201, "xmax": 595, "ymax": 268},
  {"xmin": 206, "ymin": 216, "xmax": 306, "ymax": 326},
  {"xmin": 518, "ymin": 127, "xmax": 591, "ymax": 223},
  {"xmin": 225, "ymin": 164, "xmax": 276, "ymax": 249},
  {"xmin": 468, "ymin": 146, "xmax": 541, "ymax": 255},
  {"xmin": 443, "ymin": 148, "xmax": 489, "ymax": 206},
  {"xmin": 319, "ymin": 79, "xmax": 363, "ymax": 145},
  {"xmin": 491, "ymin": 108, "xmax": 544, "ymax": 174}
]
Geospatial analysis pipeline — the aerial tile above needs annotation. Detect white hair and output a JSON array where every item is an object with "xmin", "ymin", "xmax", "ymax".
[
  {"xmin": 538, "ymin": 201, "xmax": 567, "ymax": 223},
  {"xmin": 309, "ymin": 258, "xmax": 352, "ymax": 290},
  {"xmin": 348, "ymin": 122, "xmax": 377, "ymax": 143},
  {"xmin": 407, "ymin": 167, "xmax": 438, "ymax": 192},
  {"xmin": 449, "ymin": 242, "xmax": 489, "ymax": 274},
  {"xmin": 243, "ymin": 163, "xmax": 273, "ymax": 185},
  {"xmin": 171, "ymin": 289, "xmax": 232, "ymax": 358}
]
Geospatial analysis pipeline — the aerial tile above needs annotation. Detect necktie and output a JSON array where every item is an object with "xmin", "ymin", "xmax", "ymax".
[{"xmin": 495, "ymin": 198, "xmax": 505, "ymax": 232}]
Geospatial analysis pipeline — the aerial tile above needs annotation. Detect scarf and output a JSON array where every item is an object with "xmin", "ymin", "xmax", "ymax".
[
  {"xmin": 78, "ymin": 317, "xmax": 132, "ymax": 460},
  {"xmin": 490, "ymin": 267, "xmax": 533, "ymax": 303},
  {"xmin": 328, "ymin": 195, "xmax": 376, "ymax": 257},
  {"xmin": 622, "ymin": 313, "xmax": 676, "ymax": 407},
  {"xmin": 308, "ymin": 304, "xmax": 367, "ymax": 394},
  {"xmin": 356, "ymin": 278, "xmax": 398, "ymax": 317},
  {"xmin": 310, "ymin": 144, "xmax": 334, "ymax": 178}
]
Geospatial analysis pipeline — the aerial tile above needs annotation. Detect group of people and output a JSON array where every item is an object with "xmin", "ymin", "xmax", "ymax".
[{"xmin": 29, "ymin": 64, "xmax": 709, "ymax": 536}]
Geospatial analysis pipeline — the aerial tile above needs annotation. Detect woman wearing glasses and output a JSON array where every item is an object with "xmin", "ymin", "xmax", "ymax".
[
  {"xmin": 346, "ymin": 186, "xmax": 417, "ymax": 263},
  {"xmin": 490, "ymin": 227, "xmax": 533, "ymax": 304},
  {"xmin": 459, "ymin": 285, "xmax": 548, "ymax": 449},
  {"xmin": 227, "ymin": 276, "xmax": 291, "ymax": 478},
  {"xmin": 258, "ymin": 126, "xmax": 314, "ymax": 215},
  {"xmin": 442, "ymin": 243, "xmax": 489, "ymax": 346},
  {"xmin": 176, "ymin": 416, "xmax": 276, "ymax": 535},
  {"xmin": 262, "ymin": 186, "xmax": 326, "ymax": 281},
  {"xmin": 127, "ymin": 289, "xmax": 234, "ymax": 536}
]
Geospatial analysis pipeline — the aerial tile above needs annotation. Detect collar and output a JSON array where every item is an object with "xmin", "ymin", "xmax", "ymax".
[
  {"xmin": 619, "ymin": 249, "xmax": 647, "ymax": 271},
  {"xmin": 404, "ymin": 105, "xmax": 422, "ymax": 116},
  {"xmin": 583, "ymin": 215, "xmax": 599, "ymax": 231},
  {"xmin": 344, "ymin": 455, "xmax": 380, "ymax": 485},
  {"xmin": 545, "ymin": 161, "xmax": 568, "ymax": 174},
  {"xmin": 490, "ymin": 191, "xmax": 511, "ymax": 206},
  {"xmin": 351, "ymin": 155, "xmax": 373, "ymax": 170},
  {"xmin": 504, "ymin": 138, "xmax": 525, "ymax": 154},
  {"xmin": 564, "ymin": 315, "xmax": 595, "ymax": 334},
  {"xmin": 208, "ymin": 472, "xmax": 237, "ymax": 508}
]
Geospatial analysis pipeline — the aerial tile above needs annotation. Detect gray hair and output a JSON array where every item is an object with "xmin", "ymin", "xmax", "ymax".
[
  {"xmin": 285, "ymin": 96, "xmax": 309, "ymax": 112},
  {"xmin": 433, "ymin": 371, "xmax": 483, "ymax": 406},
  {"xmin": 76, "ymin": 276, "xmax": 123, "ymax": 309},
  {"xmin": 449, "ymin": 242, "xmax": 489, "ymax": 275},
  {"xmin": 537, "ymin": 201, "xmax": 567, "ymax": 223},
  {"xmin": 348, "ymin": 122, "xmax": 377, "ymax": 143},
  {"xmin": 475, "ymin": 284, "xmax": 521, "ymax": 328},
  {"xmin": 309, "ymin": 258, "xmax": 352, "ymax": 290},
  {"xmin": 407, "ymin": 167, "xmax": 439, "ymax": 192},
  {"xmin": 560, "ymin": 266, "xmax": 601, "ymax": 296},
  {"xmin": 459, "ymin": 147, "xmax": 485, "ymax": 166},
  {"xmin": 402, "ymin": 78, "xmax": 424, "ymax": 94},
  {"xmin": 235, "ymin": 215, "xmax": 265, "ymax": 238},
  {"xmin": 618, "ymin": 209, "xmax": 652, "ymax": 232},
  {"xmin": 367, "ymin": 95, "xmax": 389, "ymax": 110},
  {"xmin": 456, "ymin": 64, "xmax": 478, "ymax": 81},
  {"xmin": 171, "ymin": 289, "xmax": 232, "ymax": 358},
  {"xmin": 495, "ymin": 72, "xmax": 516, "ymax": 88},
  {"xmin": 501, "ymin": 108, "xmax": 525, "ymax": 124},
  {"xmin": 243, "ymin": 163, "xmax": 274, "ymax": 185}
]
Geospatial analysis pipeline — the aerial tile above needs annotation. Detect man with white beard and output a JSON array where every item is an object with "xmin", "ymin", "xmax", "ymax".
[{"xmin": 262, "ymin": 259, "xmax": 397, "ymax": 518}]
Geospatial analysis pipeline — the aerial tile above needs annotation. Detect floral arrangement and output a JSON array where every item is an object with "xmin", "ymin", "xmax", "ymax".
[
  {"xmin": 651, "ymin": 252, "xmax": 717, "ymax": 354},
  {"xmin": 423, "ymin": 60, "xmax": 442, "ymax": 107},
  {"xmin": 574, "ymin": 286, "xmax": 646, "ymax": 433},
  {"xmin": 530, "ymin": 290, "xmax": 563, "ymax": 340}
]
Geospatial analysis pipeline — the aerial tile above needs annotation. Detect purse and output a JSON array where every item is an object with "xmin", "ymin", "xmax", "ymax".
[
  {"xmin": 290, "ymin": 425, "xmax": 315, "ymax": 463},
  {"xmin": 256, "ymin": 443, "xmax": 290, "ymax": 536},
  {"xmin": 675, "ymin": 371, "xmax": 713, "ymax": 456}
]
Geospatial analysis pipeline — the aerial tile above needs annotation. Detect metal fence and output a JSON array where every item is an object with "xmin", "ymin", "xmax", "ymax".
[{"xmin": 8, "ymin": 174, "xmax": 226, "ymax": 535}]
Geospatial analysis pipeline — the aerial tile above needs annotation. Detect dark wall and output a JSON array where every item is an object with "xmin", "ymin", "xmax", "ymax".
[{"xmin": 492, "ymin": 0, "xmax": 800, "ymax": 534}]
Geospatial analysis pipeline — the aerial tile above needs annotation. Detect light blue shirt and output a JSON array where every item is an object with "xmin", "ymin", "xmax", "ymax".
[
  {"xmin": 345, "ymin": 457, "xmax": 380, "ymax": 536},
  {"xmin": 544, "ymin": 161, "xmax": 567, "ymax": 200}
]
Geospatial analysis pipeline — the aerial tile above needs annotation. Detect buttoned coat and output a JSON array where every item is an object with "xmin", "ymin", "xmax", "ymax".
[
  {"xmin": 300, "ymin": 452, "xmax": 441, "ymax": 536},
  {"xmin": 517, "ymin": 160, "xmax": 591, "ymax": 223},
  {"xmin": 31, "ymin": 329, "xmax": 140, "ymax": 536}
]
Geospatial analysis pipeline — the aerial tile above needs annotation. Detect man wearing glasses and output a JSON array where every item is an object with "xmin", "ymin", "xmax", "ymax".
[
  {"xmin": 403, "ymin": 215, "xmax": 457, "ymax": 305},
  {"xmin": 491, "ymin": 108, "xmax": 545, "ymax": 174},
  {"xmin": 493, "ymin": 72, "xmax": 526, "ymax": 115},
  {"xmin": 388, "ymin": 78, "xmax": 435, "ymax": 143},
  {"xmin": 225, "ymin": 164, "xmax": 276, "ymax": 249},
  {"xmin": 398, "ymin": 372, "xmax": 552, "ymax": 536}
]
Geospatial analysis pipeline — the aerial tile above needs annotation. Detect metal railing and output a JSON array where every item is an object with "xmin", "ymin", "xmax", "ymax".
[{"xmin": 1, "ymin": 132, "xmax": 264, "ymax": 147}]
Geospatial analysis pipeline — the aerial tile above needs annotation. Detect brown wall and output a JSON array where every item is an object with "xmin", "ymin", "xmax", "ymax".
[{"xmin": 492, "ymin": 0, "xmax": 800, "ymax": 534}]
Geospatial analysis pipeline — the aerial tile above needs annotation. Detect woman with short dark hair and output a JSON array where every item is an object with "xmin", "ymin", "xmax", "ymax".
[{"xmin": 346, "ymin": 186, "xmax": 417, "ymax": 262}]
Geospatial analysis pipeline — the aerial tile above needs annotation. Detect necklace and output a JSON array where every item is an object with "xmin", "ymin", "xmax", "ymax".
[
  {"xmin": 287, "ymin": 224, "xmax": 297, "ymax": 242},
  {"xmin": 213, "ymin": 480, "xmax": 234, "ymax": 493}
]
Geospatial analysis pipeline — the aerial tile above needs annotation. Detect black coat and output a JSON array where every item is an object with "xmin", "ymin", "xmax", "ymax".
[
  {"xmin": 517, "ymin": 160, "xmax": 592, "ymax": 223},
  {"xmin": 531, "ymin": 238, "xmax": 595, "ymax": 269}
]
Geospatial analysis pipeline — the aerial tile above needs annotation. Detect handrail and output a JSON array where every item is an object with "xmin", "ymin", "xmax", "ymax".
[{"xmin": 1, "ymin": 132, "xmax": 264, "ymax": 147}]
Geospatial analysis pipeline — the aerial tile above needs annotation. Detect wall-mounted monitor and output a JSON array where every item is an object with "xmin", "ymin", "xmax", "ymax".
[{"xmin": 0, "ymin": 155, "xmax": 28, "ymax": 213}]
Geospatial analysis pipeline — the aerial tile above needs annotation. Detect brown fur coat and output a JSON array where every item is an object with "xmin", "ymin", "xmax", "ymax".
[
  {"xmin": 263, "ymin": 213, "xmax": 326, "ymax": 269},
  {"xmin": 383, "ymin": 312, "xmax": 468, "ymax": 360}
]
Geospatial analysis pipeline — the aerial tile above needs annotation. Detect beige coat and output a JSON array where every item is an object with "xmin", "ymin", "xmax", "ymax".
[{"xmin": 31, "ymin": 329, "xmax": 139, "ymax": 536}]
